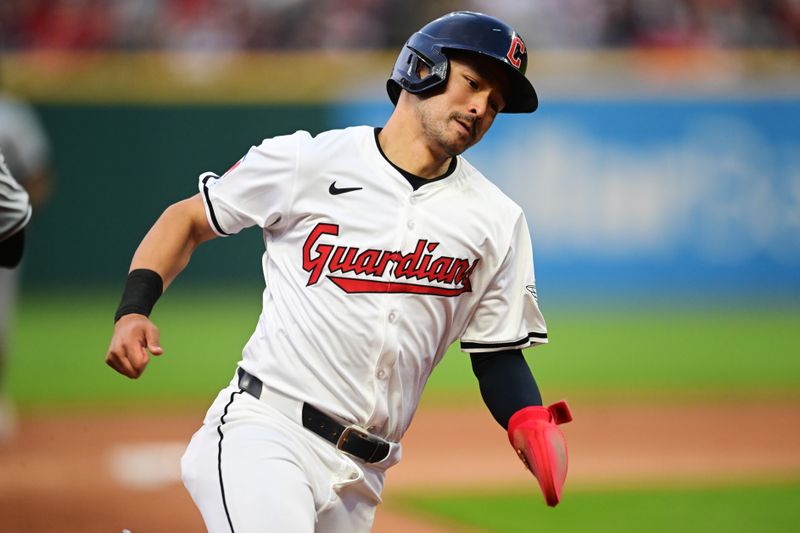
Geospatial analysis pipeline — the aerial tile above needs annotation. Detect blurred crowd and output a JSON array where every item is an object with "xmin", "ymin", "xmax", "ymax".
[{"xmin": 0, "ymin": 0, "xmax": 798, "ymax": 51}]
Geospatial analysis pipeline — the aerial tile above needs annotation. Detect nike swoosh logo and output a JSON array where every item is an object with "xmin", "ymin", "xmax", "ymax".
[{"xmin": 329, "ymin": 181, "xmax": 363, "ymax": 195}]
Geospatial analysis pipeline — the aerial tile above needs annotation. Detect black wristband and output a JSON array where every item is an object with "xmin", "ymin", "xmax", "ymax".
[{"xmin": 114, "ymin": 269, "xmax": 164, "ymax": 322}]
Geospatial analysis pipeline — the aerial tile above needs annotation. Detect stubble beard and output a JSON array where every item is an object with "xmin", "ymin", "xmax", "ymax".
[{"xmin": 415, "ymin": 102, "xmax": 474, "ymax": 158}]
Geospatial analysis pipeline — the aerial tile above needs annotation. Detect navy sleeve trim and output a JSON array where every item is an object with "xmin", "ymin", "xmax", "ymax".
[
  {"xmin": 460, "ymin": 331, "xmax": 548, "ymax": 350},
  {"xmin": 200, "ymin": 172, "xmax": 231, "ymax": 236}
]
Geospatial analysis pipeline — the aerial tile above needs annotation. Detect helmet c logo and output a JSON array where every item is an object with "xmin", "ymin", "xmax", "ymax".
[{"xmin": 506, "ymin": 36, "xmax": 526, "ymax": 69}]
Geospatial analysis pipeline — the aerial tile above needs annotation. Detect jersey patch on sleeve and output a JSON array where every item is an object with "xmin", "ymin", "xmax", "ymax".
[
  {"xmin": 525, "ymin": 284, "xmax": 538, "ymax": 304},
  {"xmin": 221, "ymin": 153, "xmax": 247, "ymax": 178}
]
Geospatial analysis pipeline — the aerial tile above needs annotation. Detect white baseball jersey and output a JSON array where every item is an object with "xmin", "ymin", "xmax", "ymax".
[
  {"xmin": 198, "ymin": 125, "xmax": 547, "ymax": 442},
  {"xmin": 0, "ymin": 152, "xmax": 31, "ymax": 242}
]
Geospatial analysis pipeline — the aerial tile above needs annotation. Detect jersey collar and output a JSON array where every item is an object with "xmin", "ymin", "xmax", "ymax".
[{"xmin": 373, "ymin": 128, "xmax": 457, "ymax": 191}]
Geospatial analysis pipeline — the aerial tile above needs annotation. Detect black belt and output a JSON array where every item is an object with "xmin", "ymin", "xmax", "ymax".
[{"xmin": 237, "ymin": 368, "xmax": 390, "ymax": 464}]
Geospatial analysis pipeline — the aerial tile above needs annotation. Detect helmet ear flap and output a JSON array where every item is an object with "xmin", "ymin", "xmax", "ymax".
[
  {"xmin": 389, "ymin": 33, "xmax": 450, "ymax": 102},
  {"xmin": 405, "ymin": 45, "xmax": 448, "ymax": 90}
]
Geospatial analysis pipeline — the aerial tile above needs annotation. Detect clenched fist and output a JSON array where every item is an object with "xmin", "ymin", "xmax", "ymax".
[{"xmin": 106, "ymin": 314, "xmax": 163, "ymax": 379}]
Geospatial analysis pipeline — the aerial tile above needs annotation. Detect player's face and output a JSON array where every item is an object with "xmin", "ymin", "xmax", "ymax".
[{"xmin": 414, "ymin": 53, "xmax": 508, "ymax": 157}]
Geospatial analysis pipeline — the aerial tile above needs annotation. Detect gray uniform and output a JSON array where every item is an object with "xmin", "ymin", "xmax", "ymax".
[{"xmin": 0, "ymin": 152, "xmax": 31, "ymax": 242}]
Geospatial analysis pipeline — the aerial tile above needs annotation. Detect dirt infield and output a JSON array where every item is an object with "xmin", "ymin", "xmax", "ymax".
[{"xmin": 1, "ymin": 399, "xmax": 799, "ymax": 533}]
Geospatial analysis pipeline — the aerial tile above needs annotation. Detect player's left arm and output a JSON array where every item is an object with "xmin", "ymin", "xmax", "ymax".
[
  {"xmin": 463, "ymin": 211, "xmax": 572, "ymax": 506},
  {"xmin": 471, "ymin": 349, "xmax": 541, "ymax": 427},
  {"xmin": 471, "ymin": 350, "xmax": 572, "ymax": 506}
]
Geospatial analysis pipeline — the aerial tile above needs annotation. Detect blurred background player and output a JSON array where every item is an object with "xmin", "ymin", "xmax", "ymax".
[{"xmin": 0, "ymin": 67, "xmax": 52, "ymax": 440}]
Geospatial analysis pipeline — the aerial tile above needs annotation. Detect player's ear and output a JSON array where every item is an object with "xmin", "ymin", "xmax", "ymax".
[{"xmin": 416, "ymin": 62, "xmax": 431, "ymax": 78}]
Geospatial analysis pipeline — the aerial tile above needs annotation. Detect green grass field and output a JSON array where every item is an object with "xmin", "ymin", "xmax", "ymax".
[
  {"xmin": 6, "ymin": 288, "xmax": 800, "ymax": 531},
  {"xmin": 394, "ymin": 481, "xmax": 800, "ymax": 533},
  {"xmin": 7, "ymin": 288, "xmax": 800, "ymax": 409}
]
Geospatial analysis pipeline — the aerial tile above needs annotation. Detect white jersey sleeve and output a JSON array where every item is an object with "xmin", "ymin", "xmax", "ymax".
[
  {"xmin": 460, "ymin": 212, "xmax": 548, "ymax": 353},
  {"xmin": 198, "ymin": 131, "xmax": 307, "ymax": 236},
  {"xmin": 0, "ymin": 152, "xmax": 32, "ymax": 241}
]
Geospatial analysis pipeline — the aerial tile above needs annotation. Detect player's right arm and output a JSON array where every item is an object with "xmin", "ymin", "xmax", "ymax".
[
  {"xmin": 105, "ymin": 194, "xmax": 217, "ymax": 379},
  {"xmin": 107, "ymin": 131, "xmax": 301, "ymax": 378}
]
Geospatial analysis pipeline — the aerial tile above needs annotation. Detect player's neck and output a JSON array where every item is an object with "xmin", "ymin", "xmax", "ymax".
[{"xmin": 378, "ymin": 117, "xmax": 452, "ymax": 179}]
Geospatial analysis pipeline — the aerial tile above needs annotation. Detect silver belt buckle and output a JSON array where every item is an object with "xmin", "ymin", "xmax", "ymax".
[{"xmin": 337, "ymin": 425, "xmax": 369, "ymax": 450}]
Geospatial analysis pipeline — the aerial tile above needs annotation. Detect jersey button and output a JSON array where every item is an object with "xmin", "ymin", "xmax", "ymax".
[
  {"xmin": 407, "ymin": 220, "xmax": 415, "ymax": 229},
  {"xmin": 388, "ymin": 311, "xmax": 397, "ymax": 323},
  {"xmin": 409, "ymin": 196, "xmax": 418, "ymax": 205},
  {"xmin": 376, "ymin": 369, "xmax": 387, "ymax": 379}
]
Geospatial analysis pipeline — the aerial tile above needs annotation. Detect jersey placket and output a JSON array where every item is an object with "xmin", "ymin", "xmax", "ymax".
[{"xmin": 364, "ymin": 184, "xmax": 420, "ymax": 435}]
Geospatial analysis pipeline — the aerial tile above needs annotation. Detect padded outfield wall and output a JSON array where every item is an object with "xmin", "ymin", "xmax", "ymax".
[{"xmin": 3, "ymin": 50, "xmax": 799, "ymax": 299}]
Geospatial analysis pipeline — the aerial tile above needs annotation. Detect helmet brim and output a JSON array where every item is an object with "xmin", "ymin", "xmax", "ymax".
[{"xmin": 501, "ymin": 63, "xmax": 538, "ymax": 114}]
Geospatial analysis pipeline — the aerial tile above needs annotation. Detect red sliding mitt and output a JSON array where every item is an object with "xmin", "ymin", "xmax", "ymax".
[{"xmin": 507, "ymin": 401, "xmax": 573, "ymax": 507}]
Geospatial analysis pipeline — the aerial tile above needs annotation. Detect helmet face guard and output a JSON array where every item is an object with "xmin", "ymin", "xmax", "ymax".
[{"xmin": 387, "ymin": 11, "xmax": 538, "ymax": 114}]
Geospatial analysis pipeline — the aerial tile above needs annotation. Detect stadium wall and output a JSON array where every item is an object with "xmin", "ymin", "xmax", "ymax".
[{"xmin": 3, "ymin": 51, "xmax": 797, "ymax": 296}]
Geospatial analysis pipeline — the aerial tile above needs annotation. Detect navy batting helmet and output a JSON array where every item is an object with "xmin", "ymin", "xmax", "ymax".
[{"xmin": 387, "ymin": 11, "xmax": 538, "ymax": 113}]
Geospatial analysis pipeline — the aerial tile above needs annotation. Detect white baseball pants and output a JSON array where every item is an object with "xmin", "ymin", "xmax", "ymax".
[{"xmin": 181, "ymin": 377, "xmax": 401, "ymax": 532}]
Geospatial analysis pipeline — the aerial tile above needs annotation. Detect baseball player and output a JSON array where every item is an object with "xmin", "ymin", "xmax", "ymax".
[
  {"xmin": 0, "ymin": 151, "xmax": 32, "ymax": 439},
  {"xmin": 106, "ymin": 11, "xmax": 571, "ymax": 532},
  {"xmin": 1, "ymin": 79, "xmax": 52, "ymax": 439}
]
